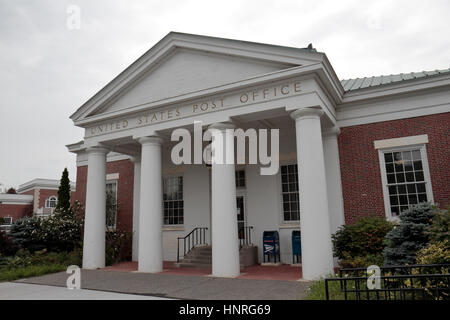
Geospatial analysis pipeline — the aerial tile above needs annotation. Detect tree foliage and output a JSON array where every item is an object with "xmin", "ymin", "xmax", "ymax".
[
  {"xmin": 9, "ymin": 201, "xmax": 84, "ymax": 253},
  {"xmin": 426, "ymin": 207, "xmax": 450, "ymax": 243},
  {"xmin": 383, "ymin": 202, "xmax": 434, "ymax": 266},
  {"xmin": 56, "ymin": 168, "xmax": 71, "ymax": 213},
  {"xmin": 332, "ymin": 215, "xmax": 393, "ymax": 267}
]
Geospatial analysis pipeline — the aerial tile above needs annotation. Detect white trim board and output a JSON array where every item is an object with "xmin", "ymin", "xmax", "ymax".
[{"xmin": 374, "ymin": 135, "xmax": 429, "ymax": 149}]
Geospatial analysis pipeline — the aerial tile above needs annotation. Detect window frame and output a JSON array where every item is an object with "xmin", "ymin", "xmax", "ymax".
[
  {"xmin": 105, "ymin": 180, "xmax": 118, "ymax": 230},
  {"xmin": 163, "ymin": 175, "xmax": 184, "ymax": 226},
  {"xmin": 45, "ymin": 196, "xmax": 57, "ymax": 208},
  {"xmin": 378, "ymin": 144, "xmax": 434, "ymax": 220},
  {"xmin": 1, "ymin": 217, "xmax": 12, "ymax": 225},
  {"xmin": 279, "ymin": 163, "xmax": 300, "ymax": 223},
  {"xmin": 235, "ymin": 169, "xmax": 246, "ymax": 188}
]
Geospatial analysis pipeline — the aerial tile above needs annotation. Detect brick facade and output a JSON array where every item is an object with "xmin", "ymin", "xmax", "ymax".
[
  {"xmin": 338, "ymin": 112, "xmax": 450, "ymax": 224},
  {"xmin": 0, "ymin": 203, "xmax": 33, "ymax": 222}
]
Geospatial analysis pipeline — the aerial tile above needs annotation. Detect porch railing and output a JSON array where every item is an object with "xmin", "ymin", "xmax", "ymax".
[
  {"xmin": 239, "ymin": 226, "xmax": 254, "ymax": 248},
  {"xmin": 177, "ymin": 227, "xmax": 208, "ymax": 263}
]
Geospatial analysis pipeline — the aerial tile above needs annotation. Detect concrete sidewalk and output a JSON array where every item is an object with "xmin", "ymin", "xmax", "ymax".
[
  {"xmin": 0, "ymin": 282, "xmax": 170, "ymax": 300},
  {"xmin": 15, "ymin": 269, "xmax": 310, "ymax": 300}
]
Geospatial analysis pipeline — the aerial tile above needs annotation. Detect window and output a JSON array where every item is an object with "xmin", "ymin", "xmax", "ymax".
[
  {"xmin": 106, "ymin": 181, "xmax": 118, "ymax": 229},
  {"xmin": 163, "ymin": 176, "xmax": 184, "ymax": 225},
  {"xmin": 45, "ymin": 196, "xmax": 57, "ymax": 208},
  {"xmin": 235, "ymin": 170, "xmax": 246, "ymax": 188},
  {"xmin": 280, "ymin": 164, "xmax": 299, "ymax": 221},
  {"xmin": 1, "ymin": 217, "xmax": 12, "ymax": 225},
  {"xmin": 379, "ymin": 145, "xmax": 433, "ymax": 218}
]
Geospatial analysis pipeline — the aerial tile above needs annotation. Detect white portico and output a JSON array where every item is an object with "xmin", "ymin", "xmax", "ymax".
[{"xmin": 69, "ymin": 32, "xmax": 346, "ymax": 280}]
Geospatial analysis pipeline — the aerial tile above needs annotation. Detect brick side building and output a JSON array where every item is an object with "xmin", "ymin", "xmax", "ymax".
[{"xmin": 0, "ymin": 179, "xmax": 76, "ymax": 230}]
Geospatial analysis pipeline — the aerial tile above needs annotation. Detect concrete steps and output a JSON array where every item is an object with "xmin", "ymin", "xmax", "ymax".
[
  {"xmin": 175, "ymin": 246, "xmax": 212, "ymax": 268},
  {"xmin": 175, "ymin": 245, "xmax": 258, "ymax": 269}
]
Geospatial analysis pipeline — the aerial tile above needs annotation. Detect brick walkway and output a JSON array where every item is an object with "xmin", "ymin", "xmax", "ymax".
[
  {"xmin": 103, "ymin": 261, "xmax": 304, "ymax": 281},
  {"xmin": 16, "ymin": 263, "xmax": 311, "ymax": 300}
]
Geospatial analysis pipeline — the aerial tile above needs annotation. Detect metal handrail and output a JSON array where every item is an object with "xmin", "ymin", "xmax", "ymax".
[
  {"xmin": 239, "ymin": 226, "xmax": 254, "ymax": 248},
  {"xmin": 177, "ymin": 227, "xmax": 208, "ymax": 263}
]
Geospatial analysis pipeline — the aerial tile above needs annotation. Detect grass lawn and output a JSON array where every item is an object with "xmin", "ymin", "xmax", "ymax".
[
  {"xmin": 304, "ymin": 277, "xmax": 347, "ymax": 300},
  {"xmin": 0, "ymin": 264, "xmax": 67, "ymax": 282}
]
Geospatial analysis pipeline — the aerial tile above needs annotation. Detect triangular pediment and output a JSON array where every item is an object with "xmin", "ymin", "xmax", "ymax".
[{"xmin": 72, "ymin": 32, "xmax": 324, "ymax": 122}]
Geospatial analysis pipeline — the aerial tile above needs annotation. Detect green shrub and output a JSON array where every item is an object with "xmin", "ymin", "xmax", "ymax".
[
  {"xmin": 332, "ymin": 215, "xmax": 393, "ymax": 267},
  {"xmin": 426, "ymin": 207, "xmax": 450, "ymax": 243},
  {"xmin": 339, "ymin": 253, "xmax": 385, "ymax": 268},
  {"xmin": 383, "ymin": 203, "xmax": 434, "ymax": 266},
  {"xmin": 9, "ymin": 217, "xmax": 45, "ymax": 252},
  {"xmin": 0, "ymin": 230, "xmax": 18, "ymax": 256},
  {"xmin": 105, "ymin": 229, "xmax": 132, "ymax": 266},
  {"xmin": 9, "ymin": 202, "xmax": 83, "ymax": 253},
  {"xmin": 416, "ymin": 240, "xmax": 450, "ymax": 266}
]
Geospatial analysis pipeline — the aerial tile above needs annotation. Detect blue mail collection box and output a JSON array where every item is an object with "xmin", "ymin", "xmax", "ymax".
[
  {"xmin": 292, "ymin": 230, "xmax": 301, "ymax": 264},
  {"xmin": 263, "ymin": 231, "xmax": 280, "ymax": 263}
]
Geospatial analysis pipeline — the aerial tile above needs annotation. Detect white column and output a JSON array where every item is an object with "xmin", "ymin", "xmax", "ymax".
[
  {"xmin": 138, "ymin": 136, "xmax": 163, "ymax": 273},
  {"xmin": 82, "ymin": 146, "xmax": 109, "ymax": 269},
  {"xmin": 209, "ymin": 122, "xmax": 240, "ymax": 277},
  {"xmin": 131, "ymin": 156, "xmax": 141, "ymax": 262},
  {"xmin": 323, "ymin": 127, "xmax": 345, "ymax": 235},
  {"xmin": 291, "ymin": 108, "xmax": 334, "ymax": 280}
]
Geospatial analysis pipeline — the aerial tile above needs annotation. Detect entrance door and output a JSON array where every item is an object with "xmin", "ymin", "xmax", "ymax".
[{"xmin": 236, "ymin": 196, "xmax": 245, "ymax": 239}]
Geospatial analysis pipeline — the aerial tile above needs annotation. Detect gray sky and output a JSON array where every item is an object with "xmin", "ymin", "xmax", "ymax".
[{"xmin": 1, "ymin": 0, "xmax": 449, "ymax": 189}]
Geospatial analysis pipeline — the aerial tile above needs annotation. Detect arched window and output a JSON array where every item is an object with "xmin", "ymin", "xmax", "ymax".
[{"xmin": 45, "ymin": 196, "xmax": 57, "ymax": 208}]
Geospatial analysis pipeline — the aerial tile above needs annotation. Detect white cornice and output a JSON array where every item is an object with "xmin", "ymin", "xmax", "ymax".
[
  {"xmin": 17, "ymin": 179, "xmax": 76, "ymax": 194},
  {"xmin": 0, "ymin": 194, "xmax": 33, "ymax": 204}
]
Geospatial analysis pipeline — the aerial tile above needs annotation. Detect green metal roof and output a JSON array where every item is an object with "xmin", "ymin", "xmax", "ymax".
[{"xmin": 340, "ymin": 68, "xmax": 450, "ymax": 92}]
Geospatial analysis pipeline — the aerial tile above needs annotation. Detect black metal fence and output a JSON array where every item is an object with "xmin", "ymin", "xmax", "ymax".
[{"xmin": 325, "ymin": 263, "xmax": 450, "ymax": 300}]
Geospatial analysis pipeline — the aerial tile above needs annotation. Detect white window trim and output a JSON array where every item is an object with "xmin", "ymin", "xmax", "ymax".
[
  {"xmin": 378, "ymin": 142, "xmax": 434, "ymax": 221},
  {"xmin": 45, "ymin": 196, "xmax": 57, "ymax": 208},
  {"xmin": 106, "ymin": 180, "xmax": 118, "ymax": 230},
  {"xmin": 162, "ymin": 174, "xmax": 184, "ymax": 226},
  {"xmin": 1, "ymin": 216, "xmax": 12, "ymax": 225},
  {"xmin": 278, "ymin": 162, "xmax": 300, "ymax": 224}
]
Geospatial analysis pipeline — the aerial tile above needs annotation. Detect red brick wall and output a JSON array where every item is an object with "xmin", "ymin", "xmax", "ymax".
[
  {"xmin": 339, "ymin": 112, "xmax": 450, "ymax": 224},
  {"xmin": 0, "ymin": 203, "xmax": 33, "ymax": 222},
  {"xmin": 73, "ymin": 159, "xmax": 134, "ymax": 232},
  {"xmin": 38, "ymin": 189, "xmax": 58, "ymax": 208}
]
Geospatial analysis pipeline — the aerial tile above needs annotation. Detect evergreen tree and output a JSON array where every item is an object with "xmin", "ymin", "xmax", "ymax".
[
  {"xmin": 56, "ymin": 168, "xmax": 71, "ymax": 213},
  {"xmin": 383, "ymin": 202, "xmax": 434, "ymax": 265}
]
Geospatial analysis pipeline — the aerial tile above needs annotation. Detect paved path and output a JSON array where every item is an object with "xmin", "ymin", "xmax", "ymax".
[
  {"xmin": 15, "ymin": 269, "xmax": 310, "ymax": 300},
  {"xmin": 0, "ymin": 282, "xmax": 170, "ymax": 300}
]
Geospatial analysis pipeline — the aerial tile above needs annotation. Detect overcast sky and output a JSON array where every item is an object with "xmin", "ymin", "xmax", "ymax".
[{"xmin": 0, "ymin": 0, "xmax": 449, "ymax": 190}]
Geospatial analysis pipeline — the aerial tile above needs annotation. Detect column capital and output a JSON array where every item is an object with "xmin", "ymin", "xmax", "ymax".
[
  {"xmin": 130, "ymin": 155, "xmax": 141, "ymax": 163},
  {"xmin": 85, "ymin": 146, "xmax": 110, "ymax": 155},
  {"xmin": 208, "ymin": 122, "xmax": 235, "ymax": 131},
  {"xmin": 138, "ymin": 135, "xmax": 164, "ymax": 146},
  {"xmin": 322, "ymin": 126, "xmax": 341, "ymax": 137},
  {"xmin": 290, "ymin": 107, "xmax": 324, "ymax": 121}
]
